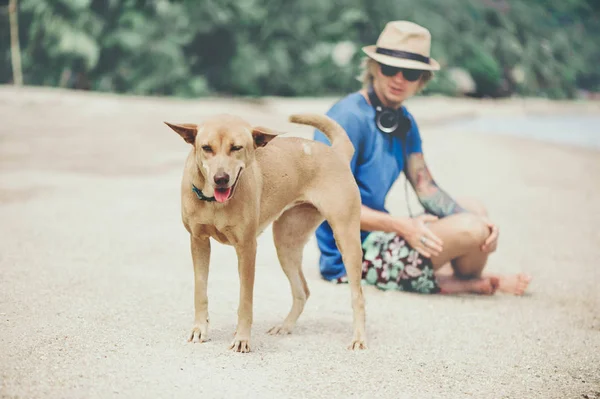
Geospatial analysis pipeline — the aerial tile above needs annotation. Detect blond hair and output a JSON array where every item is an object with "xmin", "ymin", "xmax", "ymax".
[{"xmin": 358, "ymin": 57, "xmax": 433, "ymax": 93}]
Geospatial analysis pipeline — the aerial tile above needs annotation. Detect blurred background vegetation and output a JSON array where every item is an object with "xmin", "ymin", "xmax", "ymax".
[{"xmin": 1, "ymin": 0, "xmax": 598, "ymax": 99}]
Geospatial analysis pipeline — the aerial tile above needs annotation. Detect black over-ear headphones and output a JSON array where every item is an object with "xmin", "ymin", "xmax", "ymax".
[{"xmin": 367, "ymin": 85, "xmax": 412, "ymax": 141}]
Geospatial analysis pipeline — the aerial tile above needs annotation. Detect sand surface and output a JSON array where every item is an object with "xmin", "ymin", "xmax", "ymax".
[{"xmin": 0, "ymin": 86, "xmax": 599, "ymax": 399}]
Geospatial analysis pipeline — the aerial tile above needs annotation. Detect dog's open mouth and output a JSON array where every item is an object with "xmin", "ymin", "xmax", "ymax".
[
  {"xmin": 214, "ymin": 187, "xmax": 232, "ymax": 203},
  {"xmin": 213, "ymin": 169, "xmax": 242, "ymax": 203}
]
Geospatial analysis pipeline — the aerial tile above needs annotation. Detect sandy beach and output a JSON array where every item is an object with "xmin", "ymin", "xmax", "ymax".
[{"xmin": 0, "ymin": 86, "xmax": 598, "ymax": 399}]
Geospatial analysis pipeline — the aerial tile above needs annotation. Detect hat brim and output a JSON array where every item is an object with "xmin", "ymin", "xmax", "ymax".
[{"xmin": 362, "ymin": 45, "xmax": 440, "ymax": 71}]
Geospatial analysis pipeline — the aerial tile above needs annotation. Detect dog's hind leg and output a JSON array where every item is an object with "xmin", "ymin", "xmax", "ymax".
[
  {"xmin": 268, "ymin": 203, "xmax": 323, "ymax": 335},
  {"xmin": 315, "ymin": 187, "xmax": 367, "ymax": 350}
]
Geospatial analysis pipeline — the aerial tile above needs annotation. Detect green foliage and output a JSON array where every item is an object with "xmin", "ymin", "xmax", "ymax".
[{"xmin": 1, "ymin": 0, "xmax": 598, "ymax": 98}]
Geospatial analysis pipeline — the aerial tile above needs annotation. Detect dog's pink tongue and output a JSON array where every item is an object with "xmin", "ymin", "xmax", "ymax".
[{"xmin": 214, "ymin": 188, "xmax": 231, "ymax": 203}]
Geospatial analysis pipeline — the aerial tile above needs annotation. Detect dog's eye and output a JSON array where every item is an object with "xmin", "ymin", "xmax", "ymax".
[
  {"xmin": 201, "ymin": 145, "xmax": 213, "ymax": 153},
  {"xmin": 231, "ymin": 145, "xmax": 243, "ymax": 152}
]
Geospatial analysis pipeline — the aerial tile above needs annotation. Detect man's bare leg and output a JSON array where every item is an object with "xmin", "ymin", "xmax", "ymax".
[
  {"xmin": 431, "ymin": 198, "xmax": 531, "ymax": 295},
  {"xmin": 422, "ymin": 213, "xmax": 498, "ymax": 295}
]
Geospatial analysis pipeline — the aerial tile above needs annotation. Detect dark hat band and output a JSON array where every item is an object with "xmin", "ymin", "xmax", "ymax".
[{"xmin": 375, "ymin": 47, "xmax": 430, "ymax": 64}]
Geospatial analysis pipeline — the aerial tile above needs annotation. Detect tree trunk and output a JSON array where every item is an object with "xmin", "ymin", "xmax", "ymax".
[{"xmin": 8, "ymin": 0, "xmax": 23, "ymax": 86}]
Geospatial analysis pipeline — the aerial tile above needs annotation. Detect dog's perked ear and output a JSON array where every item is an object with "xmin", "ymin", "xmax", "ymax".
[
  {"xmin": 164, "ymin": 122, "xmax": 198, "ymax": 145},
  {"xmin": 251, "ymin": 126, "xmax": 281, "ymax": 148}
]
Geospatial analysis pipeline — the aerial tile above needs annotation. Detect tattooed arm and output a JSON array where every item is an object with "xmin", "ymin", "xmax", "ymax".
[{"xmin": 405, "ymin": 153, "xmax": 466, "ymax": 218}]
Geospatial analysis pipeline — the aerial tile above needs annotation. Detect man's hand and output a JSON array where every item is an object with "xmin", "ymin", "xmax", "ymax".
[
  {"xmin": 481, "ymin": 217, "xmax": 499, "ymax": 253},
  {"xmin": 397, "ymin": 214, "xmax": 444, "ymax": 258}
]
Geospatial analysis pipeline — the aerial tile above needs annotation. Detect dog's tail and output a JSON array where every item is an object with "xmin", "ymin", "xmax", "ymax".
[{"xmin": 289, "ymin": 113, "xmax": 354, "ymax": 162}]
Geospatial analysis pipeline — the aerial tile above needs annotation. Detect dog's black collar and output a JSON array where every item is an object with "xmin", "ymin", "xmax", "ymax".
[{"xmin": 191, "ymin": 184, "xmax": 216, "ymax": 202}]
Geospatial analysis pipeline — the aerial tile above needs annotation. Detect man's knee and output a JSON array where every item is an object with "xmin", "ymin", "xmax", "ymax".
[{"xmin": 455, "ymin": 213, "xmax": 489, "ymax": 246}]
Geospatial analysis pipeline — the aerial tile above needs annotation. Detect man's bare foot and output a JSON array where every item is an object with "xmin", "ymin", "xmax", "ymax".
[
  {"xmin": 437, "ymin": 275, "xmax": 499, "ymax": 295},
  {"xmin": 491, "ymin": 273, "xmax": 532, "ymax": 296},
  {"xmin": 472, "ymin": 276, "xmax": 500, "ymax": 295}
]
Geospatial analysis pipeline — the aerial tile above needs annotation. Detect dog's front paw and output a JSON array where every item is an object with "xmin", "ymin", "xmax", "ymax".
[
  {"xmin": 267, "ymin": 325, "xmax": 292, "ymax": 335},
  {"xmin": 188, "ymin": 324, "xmax": 209, "ymax": 344},
  {"xmin": 348, "ymin": 339, "xmax": 367, "ymax": 350},
  {"xmin": 229, "ymin": 335, "xmax": 251, "ymax": 353}
]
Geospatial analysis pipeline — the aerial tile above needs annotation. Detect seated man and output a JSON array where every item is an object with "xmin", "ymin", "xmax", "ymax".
[{"xmin": 314, "ymin": 20, "xmax": 531, "ymax": 295}]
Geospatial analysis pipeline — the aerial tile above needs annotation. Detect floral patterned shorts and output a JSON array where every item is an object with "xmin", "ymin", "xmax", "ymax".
[{"xmin": 335, "ymin": 231, "xmax": 441, "ymax": 294}]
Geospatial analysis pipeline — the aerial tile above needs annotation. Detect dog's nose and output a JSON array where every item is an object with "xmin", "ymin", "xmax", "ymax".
[{"xmin": 214, "ymin": 172, "xmax": 230, "ymax": 187}]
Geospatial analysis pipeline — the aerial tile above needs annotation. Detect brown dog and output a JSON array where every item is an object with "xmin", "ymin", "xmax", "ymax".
[{"xmin": 165, "ymin": 113, "xmax": 366, "ymax": 352}]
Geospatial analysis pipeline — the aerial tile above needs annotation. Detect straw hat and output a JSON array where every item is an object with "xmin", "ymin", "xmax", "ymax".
[{"xmin": 362, "ymin": 21, "xmax": 440, "ymax": 71}]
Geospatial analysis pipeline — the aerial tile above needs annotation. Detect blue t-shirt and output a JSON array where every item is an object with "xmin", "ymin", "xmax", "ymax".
[{"xmin": 313, "ymin": 91, "xmax": 424, "ymax": 281}]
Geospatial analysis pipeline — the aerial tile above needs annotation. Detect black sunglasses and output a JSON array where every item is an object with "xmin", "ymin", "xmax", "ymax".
[{"xmin": 379, "ymin": 63, "xmax": 423, "ymax": 82}]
